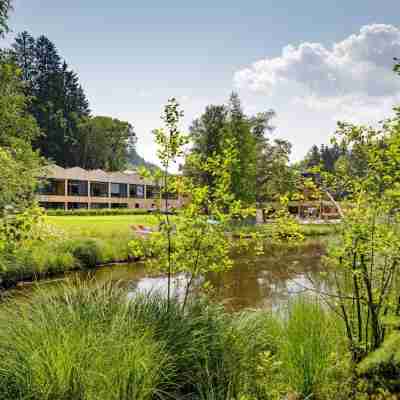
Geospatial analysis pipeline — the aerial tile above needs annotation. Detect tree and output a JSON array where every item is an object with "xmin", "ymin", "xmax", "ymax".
[
  {"xmin": 227, "ymin": 92, "xmax": 257, "ymax": 204},
  {"xmin": 11, "ymin": 31, "xmax": 139, "ymax": 171},
  {"xmin": 394, "ymin": 57, "xmax": 400, "ymax": 76},
  {"xmin": 185, "ymin": 94, "xmax": 280, "ymax": 206},
  {"xmin": 0, "ymin": 0, "xmax": 11, "ymax": 38},
  {"xmin": 131, "ymin": 98, "xmax": 253, "ymax": 312},
  {"xmin": 76, "ymin": 116, "xmax": 136, "ymax": 171},
  {"xmin": 249, "ymin": 110, "xmax": 291, "ymax": 204},
  {"xmin": 12, "ymin": 32, "xmax": 91, "ymax": 167},
  {"xmin": 304, "ymin": 145, "xmax": 321, "ymax": 170},
  {"xmin": 186, "ymin": 104, "xmax": 228, "ymax": 190},
  {"xmin": 256, "ymin": 138, "xmax": 293, "ymax": 203},
  {"xmin": 324, "ymin": 99, "xmax": 400, "ymax": 365},
  {"xmin": 0, "ymin": 59, "xmax": 43, "ymax": 214},
  {"xmin": 0, "ymin": 24, "xmax": 44, "ymax": 254}
]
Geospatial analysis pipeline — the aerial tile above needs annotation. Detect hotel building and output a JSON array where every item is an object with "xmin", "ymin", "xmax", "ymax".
[{"xmin": 37, "ymin": 165, "xmax": 182, "ymax": 210}]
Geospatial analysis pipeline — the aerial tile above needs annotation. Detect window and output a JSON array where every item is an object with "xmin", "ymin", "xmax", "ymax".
[
  {"xmin": 162, "ymin": 190, "xmax": 178, "ymax": 200},
  {"xmin": 90, "ymin": 182, "xmax": 109, "ymax": 197},
  {"xmin": 91, "ymin": 203, "xmax": 109, "ymax": 209},
  {"xmin": 38, "ymin": 179, "xmax": 65, "ymax": 196},
  {"xmin": 110, "ymin": 183, "xmax": 128, "ymax": 198},
  {"xmin": 111, "ymin": 203, "xmax": 128, "ymax": 209},
  {"xmin": 129, "ymin": 184, "xmax": 145, "ymax": 198},
  {"xmin": 39, "ymin": 202, "xmax": 65, "ymax": 210},
  {"xmin": 68, "ymin": 202, "xmax": 89, "ymax": 209},
  {"xmin": 68, "ymin": 180, "xmax": 88, "ymax": 196},
  {"xmin": 146, "ymin": 185, "xmax": 160, "ymax": 199}
]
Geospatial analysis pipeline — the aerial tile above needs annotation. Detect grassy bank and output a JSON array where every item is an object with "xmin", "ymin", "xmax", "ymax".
[
  {"xmin": 0, "ymin": 282, "xmax": 349, "ymax": 400},
  {"xmin": 0, "ymin": 237, "xmax": 133, "ymax": 288},
  {"xmin": 0, "ymin": 215, "xmax": 158, "ymax": 288}
]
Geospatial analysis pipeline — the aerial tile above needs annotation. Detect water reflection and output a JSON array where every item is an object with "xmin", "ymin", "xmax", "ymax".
[
  {"xmin": 208, "ymin": 241, "xmax": 330, "ymax": 310},
  {"xmin": 16, "ymin": 241, "xmax": 331, "ymax": 311}
]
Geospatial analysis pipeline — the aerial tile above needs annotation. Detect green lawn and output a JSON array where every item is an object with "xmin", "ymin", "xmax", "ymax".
[
  {"xmin": 46, "ymin": 214, "xmax": 158, "ymax": 239},
  {"xmin": 46, "ymin": 215, "xmax": 339, "ymax": 240}
]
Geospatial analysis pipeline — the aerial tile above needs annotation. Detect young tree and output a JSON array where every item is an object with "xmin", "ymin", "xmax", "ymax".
[
  {"xmin": 131, "ymin": 98, "xmax": 253, "ymax": 311},
  {"xmin": 325, "ymin": 103, "xmax": 400, "ymax": 363}
]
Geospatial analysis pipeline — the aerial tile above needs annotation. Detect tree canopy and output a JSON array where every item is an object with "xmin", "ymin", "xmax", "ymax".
[
  {"xmin": 185, "ymin": 93, "xmax": 285, "ymax": 205},
  {"xmin": 76, "ymin": 116, "xmax": 136, "ymax": 171},
  {"xmin": 0, "ymin": 57, "xmax": 43, "ymax": 214}
]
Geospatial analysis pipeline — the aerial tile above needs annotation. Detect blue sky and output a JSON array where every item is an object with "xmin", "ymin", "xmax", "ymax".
[{"xmin": 5, "ymin": 0, "xmax": 400, "ymax": 165}]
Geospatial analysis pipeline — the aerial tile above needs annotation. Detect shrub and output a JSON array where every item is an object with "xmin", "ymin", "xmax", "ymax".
[{"xmin": 66, "ymin": 239, "xmax": 103, "ymax": 269}]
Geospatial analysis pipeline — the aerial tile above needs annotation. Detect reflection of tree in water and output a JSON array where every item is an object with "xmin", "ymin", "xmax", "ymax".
[{"xmin": 207, "ymin": 241, "xmax": 330, "ymax": 311}]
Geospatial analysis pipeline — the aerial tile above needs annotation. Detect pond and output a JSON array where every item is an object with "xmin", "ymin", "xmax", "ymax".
[{"xmin": 15, "ymin": 239, "xmax": 333, "ymax": 311}]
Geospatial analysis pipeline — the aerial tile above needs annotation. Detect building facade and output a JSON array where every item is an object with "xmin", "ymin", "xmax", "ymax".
[{"xmin": 37, "ymin": 165, "xmax": 183, "ymax": 210}]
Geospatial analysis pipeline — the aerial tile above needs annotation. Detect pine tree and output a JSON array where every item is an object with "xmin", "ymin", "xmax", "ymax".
[{"xmin": 12, "ymin": 32, "xmax": 90, "ymax": 167}]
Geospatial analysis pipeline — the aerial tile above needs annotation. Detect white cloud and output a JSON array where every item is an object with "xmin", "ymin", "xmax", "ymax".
[{"xmin": 234, "ymin": 24, "xmax": 400, "ymax": 117}]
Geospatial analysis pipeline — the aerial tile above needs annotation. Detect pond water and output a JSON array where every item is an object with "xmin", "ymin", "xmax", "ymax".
[{"xmin": 15, "ymin": 240, "xmax": 332, "ymax": 311}]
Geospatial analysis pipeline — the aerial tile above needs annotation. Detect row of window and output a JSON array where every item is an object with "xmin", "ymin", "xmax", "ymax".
[
  {"xmin": 39, "ymin": 202, "xmax": 158, "ymax": 210},
  {"xmin": 37, "ymin": 179, "xmax": 176, "ymax": 199}
]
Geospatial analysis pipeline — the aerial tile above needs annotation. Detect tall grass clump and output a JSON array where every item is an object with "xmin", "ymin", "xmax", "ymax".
[
  {"xmin": 0, "ymin": 282, "xmax": 173, "ymax": 400},
  {"xmin": 128, "ymin": 292, "xmax": 282, "ymax": 399},
  {"xmin": 278, "ymin": 297, "xmax": 346, "ymax": 399}
]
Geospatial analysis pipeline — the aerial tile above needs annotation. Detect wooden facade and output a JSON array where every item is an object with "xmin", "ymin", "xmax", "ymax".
[{"xmin": 37, "ymin": 165, "xmax": 183, "ymax": 210}]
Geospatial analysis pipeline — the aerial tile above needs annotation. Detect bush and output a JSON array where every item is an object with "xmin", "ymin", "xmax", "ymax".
[{"xmin": 67, "ymin": 239, "xmax": 103, "ymax": 268}]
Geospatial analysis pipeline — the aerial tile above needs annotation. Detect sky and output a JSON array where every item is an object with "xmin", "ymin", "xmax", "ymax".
[{"xmin": 5, "ymin": 0, "xmax": 400, "ymax": 165}]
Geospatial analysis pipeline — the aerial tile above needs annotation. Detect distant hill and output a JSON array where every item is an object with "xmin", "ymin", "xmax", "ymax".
[{"xmin": 127, "ymin": 148, "xmax": 158, "ymax": 171}]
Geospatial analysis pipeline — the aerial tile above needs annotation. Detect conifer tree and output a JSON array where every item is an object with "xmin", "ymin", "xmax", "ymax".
[{"xmin": 12, "ymin": 32, "xmax": 90, "ymax": 167}]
